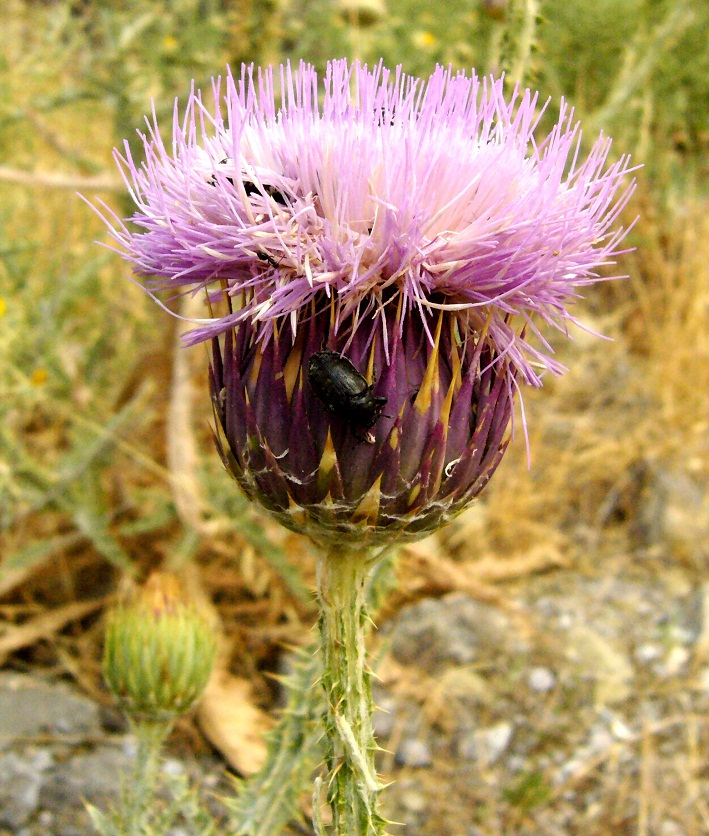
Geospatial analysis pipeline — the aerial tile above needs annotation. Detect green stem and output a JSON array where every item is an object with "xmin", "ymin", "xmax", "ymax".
[
  {"xmin": 315, "ymin": 545, "xmax": 387, "ymax": 836},
  {"xmin": 123, "ymin": 719, "xmax": 172, "ymax": 835},
  {"xmin": 508, "ymin": 0, "xmax": 540, "ymax": 87}
]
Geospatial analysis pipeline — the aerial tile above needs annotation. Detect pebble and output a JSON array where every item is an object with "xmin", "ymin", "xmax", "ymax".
[
  {"xmin": 635, "ymin": 642, "xmax": 662, "ymax": 663},
  {"xmin": 395, "ymin": 738, "xmax": 433, "ymax": 768},
  {"xmin": 0, "ymin": 750, "xmax": 51, "ymax": 829},
  {"xmin": 564, "ymin": 623, "xmax": 634, "ymax": 706},
  {"xmin": 667, "ymin": 624, "xmax": 694, "ymax": 645},
  {"xmin": 372, "ymin": 693, "xmax": 397, "ymax": 738},
  {"xmin": 399, "ymin": 788, "xmax": 428, "ymax": 813},
  {"xmin": 386, "ymin": 593, "xmax": 514, "ymax": 672},
  {"xmin": 608, "ymin": 714, "xmax": 634, "ymax": 741},
  {"xmin": 458, "ymin": 722, "xmax": 513, "ymax": 766},
  {"xmin": 162, "ymin": 758, "xmax": 186, "ymax": 776},
  {"xmin": 663, "ymin": 645, "xmax": 690, "ymax": 676},
  {"xmin": 528, "ymin": 666, "xmax": 556, "ymax": 692}
]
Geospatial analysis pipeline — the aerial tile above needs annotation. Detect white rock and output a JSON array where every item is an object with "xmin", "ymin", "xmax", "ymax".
[
  {"xmin": 474, "ymin": 722, "xmax": 514, "ymax": 766},
  {"xmin": 395, "ymin": 739, "xmax": 432, "ymax": 768},
  {"xmin": 528, "ymin": 667, "xmax": 556, "ymax": 692},
  {"xmin": 634, "ymin": 643, "xmax": 661, "ymax": 664}
]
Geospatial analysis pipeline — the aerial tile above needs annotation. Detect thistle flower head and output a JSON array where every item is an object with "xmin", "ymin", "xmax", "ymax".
[{"xmin": 93, "ymin": 60, "xmax": 636, "ymax": 545}]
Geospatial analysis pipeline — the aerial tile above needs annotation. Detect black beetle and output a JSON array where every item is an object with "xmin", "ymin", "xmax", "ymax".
[
  {"xmin": 243, "ymin": 180, "xmax": 288, "ymax": 206},
  {"xmin": 256, "ymin": 250, "xmax": 280, "ymax": 268},
  {"xmin": 207, "ymin": 159, "xmax": 288, "ymax": 205},
  {"xmin": 307, "ymin": 350, "xmax": 387, "ymax": 433}
]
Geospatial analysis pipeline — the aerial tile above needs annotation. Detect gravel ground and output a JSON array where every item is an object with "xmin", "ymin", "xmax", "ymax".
[{"xmin": 2, "ymin": 542, "xmax": 709, "ymax": 834}]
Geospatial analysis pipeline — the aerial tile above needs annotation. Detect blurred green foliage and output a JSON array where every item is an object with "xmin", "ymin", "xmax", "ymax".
[{"xmin": 0, "ymin": 0, "xmax": 707, "ymax": 590}]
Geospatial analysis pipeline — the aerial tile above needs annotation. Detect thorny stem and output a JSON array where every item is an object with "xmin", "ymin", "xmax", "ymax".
[
  {"xmin": 123, "ymin": 719, "xmax": 172, "ymax": 835},
  {"xmin": 315, "ymin": 545, "xmax": 388, "ymax": 835}
]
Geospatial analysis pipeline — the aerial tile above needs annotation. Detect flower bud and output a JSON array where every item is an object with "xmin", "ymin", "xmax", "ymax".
[
  {"xmin": 482, "ymin": 0, "xmax": 508, "ymax": 22},
  {"xmin": 337, "ymin": 0, "xmax": 387, "ymax": 26},
  {"xmin": 103, "ymin": 573, "xmax": 216, "ymax": 723}
]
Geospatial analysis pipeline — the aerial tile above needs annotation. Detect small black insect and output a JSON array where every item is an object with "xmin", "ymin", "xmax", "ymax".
[
  {"xmin": 243, "ymin": 180, "xmax": 289, "ymax": 206},
  {"xmin": 256, "ymin": 250, "xmax": 280, "ymax": 268},
  {"xmin": 375, "ymin": 106, "xmax": 396, "ymax": 126},
  {"xmin": 207, "ymin": 159, "xmax": 289, "ymax": 206},
  {"xmin": 207, "ymin": 158, "xmax": 234, "ymax": 187},
  {"xmin": 307, "ymin": 350, "xmax": 387, "ymax": 434}
]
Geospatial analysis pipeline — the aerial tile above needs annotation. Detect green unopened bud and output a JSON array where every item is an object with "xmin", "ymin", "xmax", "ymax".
[
  {"xmin": 482, "ymin": 0, "xmax": 508, "ymax": 21},
  {"xmin": 337, "ymin": 0, "xmax": 387, "ymax": 26},
  {"xmin": 103, "ymin": 573, "xmax": 217, "ymax": 723}
]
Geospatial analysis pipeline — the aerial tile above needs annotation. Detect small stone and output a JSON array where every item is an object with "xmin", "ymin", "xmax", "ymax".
[
  {"xmin": 38, "ymin": 810, "xmax": 54, "ymax": 826},
  {"xmin": 437, "ymin": 667, "xmax": 495, "ymax": 707},
  {"xmin": 558, "ymin": 612, "xmax": 574, "ymax": 630},
  {"xmin": 663, "ymin": 645, "xmax": 690, "ymax": 676},
  {"xmin": 668, "ymin": 624, "xmax": 693, "ymax": 645},
  {"xmin": 587, "ymin": 723, "xmax": 614, "ymax": 754},
  {"xmin": 635, "ymin": 643, "xmax": 661, "ymax": 664},
  {"xmin": 459, "ymin": 722, "xmax": 513, "ymax": 766},
  {"xmin": 608, "ymin": 715, "xmax": 634, "ymax": 741},
  {"xmin": 556, "ymin": 758, "xmax": 582, "ymax": 784},
  {"xmin": 372, "ymin": 694, "xmax": 397, "ymax": 738},
  {"xmin": 528, "ymin": 667, "xmax": 556, "ymax": 692},
  {"xmin": 0, "ymin": 750, "xmax": 52, "ymax": 829},
  {"xmin": 0, "ymin": 674, "xmax": 101, "ymax": 743},
  {"xmin": 395, "ymin": 738, "xmax": 432, "ymax": 768},
  {"xmin": 387, "ymin": 593, "xmax": 513, "ymax": 673},
  {"xmin": 399, "ymin": 788, "xmax": 428, "ymax": 813},
  {"xmin": 565, "ymin": 623, "xmax": 634, "ymax": 706},
  {"xmin": 162, "ymin": 758, "xmax": 186, "ymax": 776}
]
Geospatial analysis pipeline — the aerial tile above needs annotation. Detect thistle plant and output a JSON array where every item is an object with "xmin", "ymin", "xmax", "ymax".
[{"xmin": 91, "ymin": 60, "xmax": 636, "ymax": 834}]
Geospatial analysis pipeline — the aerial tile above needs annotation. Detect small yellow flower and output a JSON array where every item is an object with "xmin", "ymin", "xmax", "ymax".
[
  {"xmin": 31, "ymin": 369, "xmax": 47, "ymax": 386},
  {"xmin": 162, "ymin": 35, "xmax": 179, "ymax": 55},
  {"xmin": 411, "ymin": 30, "xmax": 437, "ymax": 50}
]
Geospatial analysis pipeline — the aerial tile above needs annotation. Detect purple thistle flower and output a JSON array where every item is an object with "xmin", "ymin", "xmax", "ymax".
[{"xmin": 92, "ymin": 60, "xmax": 636, "ymax": 545}]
